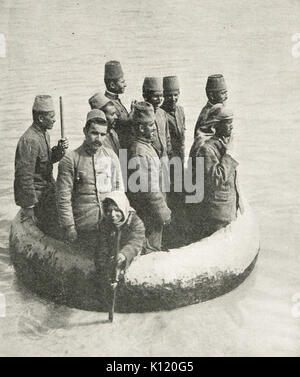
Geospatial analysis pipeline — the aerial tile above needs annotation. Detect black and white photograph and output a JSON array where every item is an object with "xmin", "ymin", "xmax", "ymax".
[{"xmin": 0, "ymin": 0, "xmax": 299, "ymax": 359}]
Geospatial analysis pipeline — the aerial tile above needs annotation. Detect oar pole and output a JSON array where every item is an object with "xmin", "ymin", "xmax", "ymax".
[{"xmin": 59, "ymin": 96, "xmax": 65, "ymax": 140}]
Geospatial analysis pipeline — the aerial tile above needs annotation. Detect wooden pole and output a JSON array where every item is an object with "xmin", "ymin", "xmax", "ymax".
[{"xmin": 59, "ymin": 96, "xmax": 65, "ymax": 140}]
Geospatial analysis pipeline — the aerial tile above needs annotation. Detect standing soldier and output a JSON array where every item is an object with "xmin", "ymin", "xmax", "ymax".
[
  {"xmin": 193, "ymin": 74, "xmax": 228, "ymax": 141},
  {"xmin": 14, "ymin": 95, "xmax": 68, "ymax": 236},
  {"xmin": 56, "ymin": 109, "xmax": 124, "ymax": 244},
  {"xmin": 161, "ymin": 76, "xmax": 186, "ymax": 162},
  {"xmin": 127, "ymin": 102, "xmax": 171, "ymax": 253},
  {"xmin": 89, "ymin": 92, "xmax": 120, "ymax": 155},
  {"xmin": 142, "ymin": 77, "xmax": 172, "ymax": 159},
  {"xmin": 189, "ymin": 106, "xmax": 243, "ymax": 240}
]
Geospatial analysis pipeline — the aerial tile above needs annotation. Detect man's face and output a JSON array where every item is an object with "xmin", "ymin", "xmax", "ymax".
[
  {"xmin": 111, "ymin": 77, "xmax": 127, "ymax": 94},
  {"xmin": 40, "ymin": 111, "xmax": 56, "ymax": 130},
  {"xmin": 141, "ymin": 121, "xmax": 156, "ymax": 140},
  {"xmin": 208, "ymin": 90, "xmax": 228, "ymax": 104},
  {"xmin": 84, "ymin": 122, "xmax": 107, "ymax": 151},
  {"xmin": 145, "ymin": 91, "xmax": 163, "ymax": 110},
  {"xmin": 103, "ymin": 103, "xmax": 118, "ymax": 128},
  {"xmin": 163, "ymin": 91, "xmax": 179, "ymax": 110},
  {"xmin": 104, "ymin": 202, "xmax": 124, "ymax": 225}
]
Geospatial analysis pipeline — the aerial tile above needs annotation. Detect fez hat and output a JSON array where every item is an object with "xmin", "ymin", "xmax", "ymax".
[
  {"xmin": 130, "ymin": 102, "xmax": 155, "ymax": 124},
  {"xmin": 163, "ymin": 76, "xmax": 180, "ymax": 93},
  {"xmin": 86, "ymin": 109, "xmax": 107, "ymax": 124},
  {"xmin": 32, "ymin": 95, "xmax": 54, "ymax": 112},
  {"xmin": 206, "ymin": 74, "xmax": 227, "ymax": 92},
  {"xmin": 206, "ymin": 104, "xmax": 233, "ymax": 125},
  {"xmin": 104, "ymin": 60, "xmax": 124, "ymax": 80},
  {"xmin": 142, "ymin": 77, "xmax": 163, "ymax": 93},
  {"xmin": 88, "ymin": 92, "xmax": 112, "ymax": 110}
]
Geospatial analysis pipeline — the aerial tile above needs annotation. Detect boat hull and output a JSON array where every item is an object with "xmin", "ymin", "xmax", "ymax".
[{"xmin": 9, "ymin": 201, "xmax": 259, "ymax": 312}]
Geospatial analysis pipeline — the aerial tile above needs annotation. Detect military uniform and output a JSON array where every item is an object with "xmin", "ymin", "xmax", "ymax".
[
  {"xmin": 152, "ymin": 107, "xmax": 172, "ymax": 158},
  {"xmin": 127, "ymin": 102, "xmax": 171, "ymax": 252},
  {"xmin": 161, "ymin": 104, "xmax": 185, "ymax": 161},
  {"xmin": 14, "ymin": 96, "xmax": 65, "ymax": 236},
  {"xmin": 56, "ymin": 142, "xmax": 124, "ymax": 234}
]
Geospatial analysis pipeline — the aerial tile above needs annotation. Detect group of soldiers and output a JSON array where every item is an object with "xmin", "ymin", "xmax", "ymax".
[{"xmin": 14, "ymin": 60, "xmax": 243, "ymax": 274}]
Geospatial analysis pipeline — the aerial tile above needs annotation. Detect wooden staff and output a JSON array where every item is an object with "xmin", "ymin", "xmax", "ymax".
[{"xmin": 59, "ymin": 96, "xmax": 65, "ymax": 139}]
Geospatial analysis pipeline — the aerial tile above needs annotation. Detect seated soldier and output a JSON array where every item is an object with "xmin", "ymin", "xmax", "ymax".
[
  {"xmin": 189, "ymin": 105, "xmax": 243, "ymax": 240},
  {"xmin": 95, "ymin": 191, "xmax": 145, "ymax": 278}
]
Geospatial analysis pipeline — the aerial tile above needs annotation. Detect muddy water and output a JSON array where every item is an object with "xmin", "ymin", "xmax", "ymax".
[{"xmin": 0, "ymin": 0, "xmax": 300, "ymax": 356}]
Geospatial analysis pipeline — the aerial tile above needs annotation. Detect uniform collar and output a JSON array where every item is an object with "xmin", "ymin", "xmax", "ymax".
[
  {"xmin": 105, "ymin": 90, "xmax": 119, "ymax": 100},
  {"xmin": 136, "ymin": 136, "xmax": 152, "ymax": 145},
  {"xmin": 32, "ymin": 122, "xmax": 47, "ymax": 134}
]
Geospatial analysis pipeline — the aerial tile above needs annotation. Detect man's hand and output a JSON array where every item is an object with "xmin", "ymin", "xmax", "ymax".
[
  {"xmin": 163, "ymin": 215, "xmax": 171, "ymax": 226},
  {"xmin": 117, "ymin": 253, "xmax": 126, "ymax": 269},
  {"xmin": 57, "ymin": 138, "xmax": 69, "ymax": 151},
  {"xmin": 65, "ymin": 226, "xmax": 78, "ymax": 243},
  {"xmin": 20, "ymin": 207, "xmax": 36, "ymax": 223},
  {"xmin": 130, "ymin": 100, "xmax": 138, "ymax": 111}
]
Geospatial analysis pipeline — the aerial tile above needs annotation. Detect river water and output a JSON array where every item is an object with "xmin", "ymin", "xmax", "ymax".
[{"xmin": 0, "ymin": 0, "xmax": 300, "ymax": 357}]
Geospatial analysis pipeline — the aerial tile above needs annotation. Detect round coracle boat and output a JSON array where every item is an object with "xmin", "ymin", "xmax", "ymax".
[{"xmin": 9, "ymin": 199, "xmax": 259, "ymax": 312}]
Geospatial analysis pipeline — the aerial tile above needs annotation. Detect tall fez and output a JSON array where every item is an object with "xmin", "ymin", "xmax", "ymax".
[
  {"xmin": 130, "ymin": 101, "xmax": 155, "ymax": 125},
  {"xmin": 163, "ymin": 76, "xmax": 180, "ymax": 93},
  {"xmin": 89, "ymin": 92, "xmax": 111, "ymax": 110},
  {"xmin": 206, "ymin": 74, "xmax": 227, "ymax": 92},
  {"xmin": 142, "ymin": 77, "xmax": 163, "ymax": 93},
  {"xmin": 104, "ymin": 60, "xmax": 124, "ymax": 80},
  {"xmin": 32, "ymin": 95, "xmax": 55, "ymax": 112}
]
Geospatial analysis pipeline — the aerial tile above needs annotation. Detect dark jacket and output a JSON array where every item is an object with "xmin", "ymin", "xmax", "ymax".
[
  {"xmin": 56, "ymin": 142, "xmax": 124, "ymax": 232},
  {"xmin": 96, "ymin": 211, "xmax": 145, "ymax": 270},
  {"xmin": 161, "ymin": 104, "xmax": 186, "ymax": 160},
  {"xmin": 152, "ymin": 108, "xmax": 172, "ymax": 158},
  {"xmin": 103, "ymin": 128, "xmax": 120, "ymax": 156},
  {"xmin": 193, "ymin": 101, "xmax": 215, "ymax": 138},
  {"xmin": 14, "ymin": 123, "xmax": 64, "ymax": 208},
  {"xmin": 190, "ymin": 136, "xmax": 241, "ymax": 223},
  {"xmin": 127, "ymin": 137, "xmax": 171, "ymax": 226}
]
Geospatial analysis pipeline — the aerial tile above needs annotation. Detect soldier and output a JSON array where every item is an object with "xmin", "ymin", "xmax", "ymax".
[
  {"xmin": 89, "ymin": 92, "xmax": 120, "ymax": 155},
  {"xmin": 189, "ymin": 105, "xmax": 243, "ymax": 240},
  {"xmin": 142, "ymin": 77, "xmax": 172, "ymax": 159},
  {"xmin": 127, "ymin": 102, "xmax": 171, "ymax": 253},
  {"xmin": 14, "ymin": 95, "xmax": 68, "ymax": 236},
  {"xmin": 193, "ymin": 74, "xmax": 228, "ymax": 141},
  {"xmin": 161, "ymin": 76, "xmax": 186, "ymax": 162},
  {"xmin": 56, "ymin": 109, "xmax": 124, "ymax": 244}
]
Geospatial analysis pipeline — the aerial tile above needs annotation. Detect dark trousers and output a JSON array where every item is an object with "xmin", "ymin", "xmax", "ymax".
[
  {"xmin": 34, "ymin": 186, "xmax": 62, "ymax": 239},
  {"xmin": 142, "ymin": 218, "xmax": 163, "ymax": 254}
]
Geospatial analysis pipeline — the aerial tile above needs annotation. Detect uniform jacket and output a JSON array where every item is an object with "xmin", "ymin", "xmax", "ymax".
[
  {"xmin": 103, "ymin": 128, "xmax": 120, "ymax": 156},
  {"xmin": 190, "ymin": 136, "xmax": 241, "ymax": 222},
  {"xmin": 56, "ymin": 142, "xmax": 124, "ymax": 232},
  {"xmin": 127, "ymin": 137, "xmax": 171, "ymax": 225},
  {"xmin": 14, "ymin": 123, "xmax": 64, "ymax": 208},
  {"xmin": 152, "ymin": 108, "xmax": 172, "ymax": 158},
  {"xmin": 95, "ymin": 192, "xmax": 145, "ymax": 270},
  {"xmin": 161, "ymin": 104, "xmax": 186, "ymax": 160},
  {"xmin": 193, "ymin": 101, "xmax": 215, "ymax": 138}
]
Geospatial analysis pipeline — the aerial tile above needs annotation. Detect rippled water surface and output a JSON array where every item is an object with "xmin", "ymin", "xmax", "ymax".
[{"xmin": 0, "ymin": 0, "xmax": 300, "ymax": 356}]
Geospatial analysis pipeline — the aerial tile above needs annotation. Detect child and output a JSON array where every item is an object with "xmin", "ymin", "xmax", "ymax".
[{"xmin": 95, "ymin": 191, "xmax": 145, "ymax": 275}]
